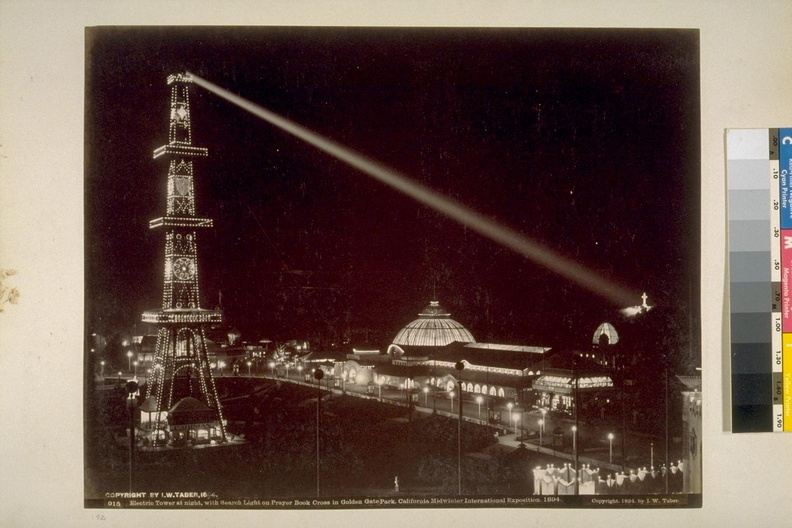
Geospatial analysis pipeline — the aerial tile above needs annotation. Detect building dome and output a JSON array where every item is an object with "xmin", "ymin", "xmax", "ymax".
[
  {"xmin": 392, "ymin": 301, "xmax": 475, "ymax": 347},
  {"xmin": 593, "ymin": 322, "xmax": 619, "ymax": 346}
]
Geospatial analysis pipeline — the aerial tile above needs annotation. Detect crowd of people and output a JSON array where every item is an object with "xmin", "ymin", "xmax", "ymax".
[{"xmin": 532, "ymin": 462, "xmax": 685, "ymax": 495}]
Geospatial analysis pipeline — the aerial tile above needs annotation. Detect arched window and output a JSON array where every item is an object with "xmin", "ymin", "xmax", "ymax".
[
  {"xmin": 490, "ymin": 386, "xmax": 497, "ymax": 396},
  {"xmin": 498, "ymin": 388, "xmax": 505, "ymax": 398},
  {"xmin": 474, "ymin": 384, "xmax": 481, "ymax": 394},
  {"xmin": 481, "ymin": 385, "xmax": 488, "ymax": 395}
]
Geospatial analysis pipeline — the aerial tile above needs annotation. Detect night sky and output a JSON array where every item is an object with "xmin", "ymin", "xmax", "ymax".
[{"xmin": 85, "ymin": 27, "xmax": 700, "ymax": 351}]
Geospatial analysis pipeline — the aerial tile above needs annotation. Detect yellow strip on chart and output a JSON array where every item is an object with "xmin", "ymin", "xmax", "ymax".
[{"xmin": 784, "ymin": 334, "xmax": 792, "ymax": 431}]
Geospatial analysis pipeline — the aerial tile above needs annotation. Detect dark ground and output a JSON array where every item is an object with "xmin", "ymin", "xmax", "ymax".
[{"xmin": 85, "ymin": 377, "xmax": 539, "ymax": 499}]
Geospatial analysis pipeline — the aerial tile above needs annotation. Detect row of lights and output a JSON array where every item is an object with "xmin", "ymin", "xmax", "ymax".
[
  {"xmin": 153, "ymin": 145, "xmax": 208, "ymax": 159},
  {"xmin": 142, "ymin": 311, "xmax": 222, "ymax": 324},
  {"xmin": 150, "ymin": 216, "xmax": 213, "ymax": 228}
]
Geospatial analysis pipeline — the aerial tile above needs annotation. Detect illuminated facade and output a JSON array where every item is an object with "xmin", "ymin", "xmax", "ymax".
[
  {"xmin": 324, "ymin": 299, "xmax": 617, "ymax": 421},
  {"xmin": 533, "ymin": 349, "xmax": 614, "ymax": 413},
  {"xmin": 336, "ymin": 300, "xmax": 552, "ymax": 412},
  {"xmin": 140, "ymin": 73, "xmax": 228, "ymax": 448}
]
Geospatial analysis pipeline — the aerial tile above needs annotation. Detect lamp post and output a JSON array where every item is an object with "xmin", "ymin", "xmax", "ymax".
[
  {"xmin": 100, "ymin": 360, "xmax": 105, "ymax": 378},
  {"xmin": 423, "ymin": 386, "xmax": 429, "ymax": 407},
  {"xmin": 608, "ymin": 433, "xmax": 615, "ymax": 464},
  {"xmin": 269, "ymin": 361, "xmax": 275, "ymax": 377},
  {"xmin": 572, "ymin": 425, "xmax": 578, "ymax": 495},
  {"xmin": 313, "ymin": 368, "xmax": 324, "ymax": 498},
  {"xmin": 449, "ymin": 390, "xmax": 455, "ymax": 412},
  {"xmin": 133, "ymin": 360, "xmax": 138, "ymax": 377},
  {"xmin": 127, "ymin": 350, "xmax": 133, "ymax": 372},
  {"xmin": 455, "ymin": 360, "xmax": 465, "ymax": 496},
  {"xmin": 405, "ymin": 378, "xmax": 412, "ymax": 413},
  {"xmin": 297, "ymin": 364, "xmax": 302, "ymax": 380},
  {"xmin": 650, "ymin": 442, "xmax": 654, "ymax": 469},
  {"xmin": 476, "ymin": 396, "xmax": 483, "ymax": 420},
  {"xmin": 247, "ymin": 360, "xmax": 252, "ymax": 377},
  {"xmin": 218, "ymin": 361, "xmax": 225, "ymax": 377},
  {"xmin": 538, "ymin": 419, "xmax": 544, "ymax": 446},
  {"xmin": 126, "ymin": 379, "xmax": 139, "ymax": 493},
  {"xmin": 507, "ymin": 402, "xmax": 514, "ymax": 433},
  {"xmin": 515, "ymin": 408, "xmax": 524, "ymax": 446}
]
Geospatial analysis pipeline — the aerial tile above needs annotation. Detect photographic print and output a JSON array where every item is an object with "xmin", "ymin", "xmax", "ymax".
[{"xmin": 84, "ymin": 26, "xmax": 701, "ymax": 509}]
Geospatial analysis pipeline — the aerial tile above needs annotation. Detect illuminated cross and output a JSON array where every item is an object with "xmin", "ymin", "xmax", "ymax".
[{"xmin": 641, "ymin": 292, "xmax": 649, "ymax": 308}]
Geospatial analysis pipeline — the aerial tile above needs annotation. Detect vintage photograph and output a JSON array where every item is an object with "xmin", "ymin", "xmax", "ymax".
[{"xmin": 84, "ymin": 26, "xmax": 701, "ymax": 508}]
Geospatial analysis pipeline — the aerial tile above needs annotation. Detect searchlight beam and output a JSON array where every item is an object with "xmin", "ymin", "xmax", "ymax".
[{"xmin": 187, "ymin": 72, "xmax": 638, "ymax": 307}]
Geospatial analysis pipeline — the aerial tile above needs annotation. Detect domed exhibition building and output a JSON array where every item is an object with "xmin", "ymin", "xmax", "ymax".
[{"xmin": 332, "ymin": 299, "xmax": 616, "ymax": 421}]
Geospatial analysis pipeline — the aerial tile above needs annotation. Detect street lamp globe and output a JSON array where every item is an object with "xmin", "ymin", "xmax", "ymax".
[{"xmin": 608, "ymin": 432, "xmax": 615, "ymax": 463}]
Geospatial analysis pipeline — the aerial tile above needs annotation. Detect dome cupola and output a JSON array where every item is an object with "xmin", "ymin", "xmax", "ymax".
[{"xmin": 392, "ymin": 300, "xmax": 475, "ymax": 347}]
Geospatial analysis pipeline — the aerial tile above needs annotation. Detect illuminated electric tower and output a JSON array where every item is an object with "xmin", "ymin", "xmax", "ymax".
[{"xmin": 141, "ymin": 73, "xmax": 227, "ymax": 446}]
